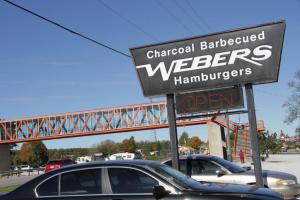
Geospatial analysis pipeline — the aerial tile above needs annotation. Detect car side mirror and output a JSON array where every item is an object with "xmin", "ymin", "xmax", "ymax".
[
  {"xmin": 216, "ymin": 169, "xmax": 227, "ymax": 177},
  {"xmin": 153, "ymin": 185, "xmax": 170, "ymax": 199}
]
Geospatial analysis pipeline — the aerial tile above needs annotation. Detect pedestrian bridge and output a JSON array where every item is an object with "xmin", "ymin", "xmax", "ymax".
[
  {"xmin": 0, "ymin": 101, "xmax": 266, "ymax": 171},
  {"xmin": 0, "ymin": 101, "xmax": 264, "ymax": 144}
]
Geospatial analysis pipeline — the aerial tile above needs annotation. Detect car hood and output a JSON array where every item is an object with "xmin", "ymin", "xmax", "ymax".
[
  {"xmin": 242, "ymin": 169, "xmax": 297, "ymax": 181},
  {"xmin": 0, "ymin": 192, "xmax": 9, "ymax": 198},
  {"xmin": 190, "ymin": 182, "xmax": 282, "ymax": 199}
]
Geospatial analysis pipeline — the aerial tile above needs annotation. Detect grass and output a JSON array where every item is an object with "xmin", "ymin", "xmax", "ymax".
[{"xmin": 0, "ymin": 185, "xmax": 19, "ymax": 192}]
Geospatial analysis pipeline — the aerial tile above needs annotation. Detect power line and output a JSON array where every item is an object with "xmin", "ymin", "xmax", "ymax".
[
  {"xmin": 3, "ymin": 0, "xmax": 131, "ymax": 58},
  {"xmin": 173, "ymin": 0, "xmax": 206, "ymax": 33},
  {"xmin": 154, "ymin": 0, "xmax": 195, "ymax": 35},
  {"xmin": 186, "ymin": 0, "xmax": 213, "ymax": 32},
  {"xmin": 96, "ymin": 0, "xmax": 160, "ymax": 42}
]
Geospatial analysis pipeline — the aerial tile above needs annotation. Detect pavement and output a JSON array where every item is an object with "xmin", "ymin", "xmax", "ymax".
[
  {"xmin": 0, "ymin": 170, "xmax": 43, "ymax": 188},
  {"xmin": 237, "ymin": 154, "xmax": 300, "ymax": 181},
  {"xmin": 262, "ymin": 154, "xmax": 300, "ymax": 181}
]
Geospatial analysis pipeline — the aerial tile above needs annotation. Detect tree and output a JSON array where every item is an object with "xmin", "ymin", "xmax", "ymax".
[
  {"xmin": 48, "ymin": 150, "xmax": 62, "ymax": 160},
  {"xmin": 121, "ymin": 136, "xmax": 136, "ymax": 153},
  {"xmin": 19, "ymin": 141, "xmax": 48, "ymax": 165},
  {"xmin": 179, "ymin": 132, "xmax": 189, "ymax": 146},
  {"xmin": 31, "ymin": 141, "xmax": 48, "ymax": 164},
  {"xmin": 283, "ymin": 70, "xmax": 300, "ymax": 127},
  {"xmin": 10, "ymin": 143, "xmax": 18, "ymax": 165},
  {"xmin": 19, "ymin": 142, "xmax": 36, "ymax": 164},
  {"xmin": 12, "ymin": 151, "xmax": 21, "ymax": 166},
  {"xmin": 258, "ymin": 131, "xmax": 268, "ymax": 153},
  {"xmin": 296, "ymin": 128, "xmax": 300, "ymax": 137},
  {"xmin": 95, "ymin": 140, "xmax": 118, "ymax": 157},
  {"xmin": 187, "ymin": 136, "xmax": 202, "ymax": 150},
  {"xmin": 259, "ymin": 131, "xmax": 282, "ymax": 154},
  {"xmin": 151, "ymin": 141, "xmax": 161, "ymax": 152}
]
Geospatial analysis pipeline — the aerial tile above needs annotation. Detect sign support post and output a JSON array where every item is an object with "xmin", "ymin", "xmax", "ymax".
[
  {"xmin": 245, "ymin": 83, "xmax": 263, "ymax": 187},
  {"xmin": 166, "ymin": 93, "xmax": 179, "ymax": 170},
  {"xmin": 226, "ymin": 113, "xmax": 232, "ymax": 162}
]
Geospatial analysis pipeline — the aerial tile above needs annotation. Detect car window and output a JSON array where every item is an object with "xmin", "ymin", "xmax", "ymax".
[
  {"xmin": 191, "ymin": 160, "xmax": 205, "ymax": 175},
  {"xmin": 179, "ymin": 160, "xmax": 188, "ymax": 174},
  {"xmin": 199, "ymin": 160, "xmax": 221, "ymax": 175},
  {"xmin": 60, "ymin": 169, "xmax": 101, "ymax": 195},
  {"xmin": 36, "ymin": 176, "xmax": 59, "ymax": 197},
  {"xmin": 164, "ymin": 159, "xmax": 188, "ymax": 174},
  {"xmin": 164, "ymin": 160, "xmax": 171, "ymax": 167},
  {"xmin": 211, "ymin": 157, "xmax": 246, "ymax": 173},
  {"xmin": 108, "ymin": 168, "xmax": 158, "ymax": 194}
]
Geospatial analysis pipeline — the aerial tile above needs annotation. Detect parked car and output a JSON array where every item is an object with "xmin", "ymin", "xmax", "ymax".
[
  {"xmin": 44, "ymin": 159, "xmax": 76, "ymax": 173},
  {"xmin": 0, "ymin": 160, "xmax": 282, "ymax": 200},
  {"xmin": 106, "ymin": 152, "xmax": 143, "ymax": 160},
  {"xmin": 14, "ymin": 165, "xmax": 33, "ymax": 171},
  {"xmin": 162, "ymin": 155, "xmax": 300, "ymax": 199}
]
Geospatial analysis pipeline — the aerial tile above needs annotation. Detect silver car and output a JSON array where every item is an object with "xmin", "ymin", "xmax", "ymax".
[{"xmin": 162, "ymin": 155, "xmax": 300, "ymax": 199}]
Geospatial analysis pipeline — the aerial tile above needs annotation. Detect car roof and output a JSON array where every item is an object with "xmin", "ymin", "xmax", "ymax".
[{"xmin": 46, "ymin": 159, "xmax": 160, "ymax": 174}]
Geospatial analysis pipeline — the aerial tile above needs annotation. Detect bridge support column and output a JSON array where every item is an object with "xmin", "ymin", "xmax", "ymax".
[
  {"xmin": 0, "ymin": 144, "xmax": 10, "ymax": 171},
  {"xmin": 208, "ymin": 122, "xmax": 227, "ymax": 158}
]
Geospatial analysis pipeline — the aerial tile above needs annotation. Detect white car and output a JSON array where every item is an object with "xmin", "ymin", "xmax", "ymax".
[
  {"xmin": 15, "ymin": 165, "xmax": 33, "ymax": 171},
  {"xmin": 162, "ymin": 155, "xmax": 300, "ymax": 199}
]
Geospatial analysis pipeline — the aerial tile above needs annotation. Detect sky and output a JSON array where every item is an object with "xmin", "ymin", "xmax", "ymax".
[{"xmin": 0, "ymin": 0, "xmax": 300, "ymax": 149}]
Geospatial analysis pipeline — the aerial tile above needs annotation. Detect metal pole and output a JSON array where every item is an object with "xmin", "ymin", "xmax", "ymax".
[
  {"xmin": 166, "ymin": 94, "xmax": 179, "ymax": 170},
  {"xmin": 245, "ymin": 84, "xmax": 263, "ymax": 187},
  {"xmin": 226, "ymin": 113, "xmax": 232, "ymax": 162}
]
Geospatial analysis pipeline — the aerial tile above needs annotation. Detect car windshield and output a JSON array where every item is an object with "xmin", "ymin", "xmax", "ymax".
[
  {"xmin": 212, "ymin": 157, "xmax": 246, "ymax": 173},
  {"xmin": 147, "ymin": 164, "xmax": 202, "ymax": 190}
]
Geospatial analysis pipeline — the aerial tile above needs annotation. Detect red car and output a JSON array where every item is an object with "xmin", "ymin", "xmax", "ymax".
[{"xmin": 44, "ymin": 159, "xmax": 76, "ymax": 173}]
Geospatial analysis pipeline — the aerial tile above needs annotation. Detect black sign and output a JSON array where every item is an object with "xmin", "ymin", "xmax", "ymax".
[
  {"xmin": 176, "ymin": 87, "xmax": 244, "ymax": 114},
  {"xmin": 130, "ymin": 21, "xmax": 285, "ymax": 97}
]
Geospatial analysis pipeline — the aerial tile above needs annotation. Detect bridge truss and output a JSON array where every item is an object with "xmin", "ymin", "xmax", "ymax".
[
  {"xmin": 0, "ymin": 101, "xmax": 265, "ymax": 159},
  {"xmin": 0, "ymin": 102, "xmax": 209, "ymax": 144}
]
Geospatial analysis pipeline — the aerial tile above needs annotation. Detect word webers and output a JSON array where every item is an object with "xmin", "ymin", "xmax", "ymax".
[{"xmin": 136, "ymin": 45, "xmax": 272, "ymax": 82}]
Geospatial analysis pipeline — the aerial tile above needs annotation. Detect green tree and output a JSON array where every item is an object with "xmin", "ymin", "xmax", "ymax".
[
  {"xmin": 283, "ymin": 70, "xmax": 300, "ymax": 129},
  {"xmin": 179, "ymin": 132, "xmax": 189, "ymax": 146},
  {"xmin": 296, "ymin": 128, "xmax": 300, "ymax": 137},
  {"xmin": 31, "ymin": 141, "xmax": 48, "ymax": 164},
  {"xmin": 136, "ymin": 141, "xmax": 152, "ymax": 156},
  {"xmin": 259, "ymin": 131, "xmax": 282, "ymax": 154},
  {"xmin": 12, "ymin": 151, "xmax": 21, "ymax": 166},
  {"xmin": 258, "ymin": 131, "xmax": 268, "ymax": 153},
  {"xmin": 152, "ymin": 141, "xmax": 161, "ymax": 152},
  {"xmin": 96, "ymin": 140, "xmax": 118, "ymax": 157}
]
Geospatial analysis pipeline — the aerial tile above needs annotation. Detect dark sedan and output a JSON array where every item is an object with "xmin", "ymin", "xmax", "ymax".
[{"xmin": 1, "ymin": 160, "xmax": 282, "ymax": 200}]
